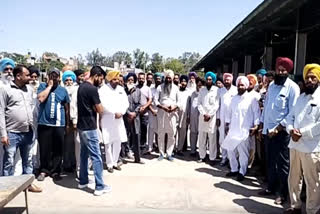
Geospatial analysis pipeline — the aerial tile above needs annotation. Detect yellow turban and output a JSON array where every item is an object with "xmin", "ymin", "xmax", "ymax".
[
  {"xmin": 303, "ymin": 64, "xmax": 320, "ymax": 81},
  {"xmin": 106, "ymin": 70, "xmax": 120, "ymax": 82},
  {"xmin": 164, "ymin": 69, "xmax": 174, "ymax": 79},
  {"xmin": 247, "ymin": 74, "xmax": 258, "ymax": 86}
]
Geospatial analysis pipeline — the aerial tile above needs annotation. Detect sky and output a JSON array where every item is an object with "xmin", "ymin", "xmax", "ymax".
[{"xmin": 0, "ymin": 0, "xmax": 263, "ymax": 59}]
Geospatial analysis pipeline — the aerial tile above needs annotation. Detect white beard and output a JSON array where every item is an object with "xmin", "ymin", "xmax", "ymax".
[
  {"xmin": 1, "ymin": 75, "xmax": 13, "ymax": 86},
  {"xmin": 65, "ymin": 85, "xmax": 74, "ymax": 96},
  {"xmin": 127, "ymin": 83, "xmax": 135, "ymax": 91}
]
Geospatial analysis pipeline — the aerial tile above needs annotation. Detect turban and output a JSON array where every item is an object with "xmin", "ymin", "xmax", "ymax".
[
  {"xmin": 179, "ymin": 74, "xmax": 189, "ymax": 82},
  {"xmin": 106, "ymin": 70, "xmax": 120, "ymax": 82},
  {"xmin": 164, "ymin": 69, "xmax": 174, "ymax": 79},
  {"xmin": 49, "ymin": 68, "xmax": 60, "ymax": 76},
  {"xmin": 223, "ymin": 73, "xmax": 233, "ymax": 81},
  {"xmin": 205, "ymin": 71, "xmax": 217, "ymax": 83},
  {"xmin": 188, "ymin": 72, "xmax": 197, "ymax": 79},
  {"xmin": 28, "ymin": 66, "xmax": 40, "ymax": 76},
  {"xmin": 303, "ymin": 63, "xmax": 320, "ymax": 81},
  {"xmin": 126, "ymin": 72, "xmax": 137, "ymax": 83},
  {"xmin": 62, "ymin": 70, "xmax": 76, "ymax": 83},
  {"xmin": 0, "ymin": 58, "xmax": 15, "ymax": 72},
  {"xmin": 236, "ymin": 76, "xmax": 250, "ymax": 89},
  {"xmin": 247, "ymin": 74, "xmax": 258, "ymax": 86},
  {"xmin": 276, "ymin": 57, "xmax": 294, "ymax": 73},
  {"xmin": 74, "ymin": 69, "xmax": 85, "ymax": 77},
  {"xmin": 256, "ymin": 69, "xmax": 267, "ymax": 76},
  {"xmin": 154, "ymin": 72, "xmax": 162, "ymax": 81}
]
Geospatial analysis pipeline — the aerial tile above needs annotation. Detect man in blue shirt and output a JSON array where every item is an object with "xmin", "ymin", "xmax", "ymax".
[
  {"xmin": 259, "ymin": 57, "xmax": 300, "ymax": 205},
  {"xmin": 37, "ymin": 68, "xmax": 70, "ymax": 181}
]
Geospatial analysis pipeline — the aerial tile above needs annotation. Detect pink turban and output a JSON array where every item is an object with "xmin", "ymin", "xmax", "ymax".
[
  {"xmin": 276, "ymin": 57, "xmax": 294, "ymax": 73},
  {"xmin": 236, "ymin": 76, "xmax": 249, "ymax": 89},
  {"xmin": 223, "ymin": 73, "xmax": 233, "ymax": 81}
]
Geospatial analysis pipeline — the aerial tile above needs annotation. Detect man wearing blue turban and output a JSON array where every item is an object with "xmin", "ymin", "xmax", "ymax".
[
  {"xmin": 256, "ymin": 68, "xmax": 267, "ymax": 92},
  {"xmin": 197, "ymin": 71, "xmax": 219, "ymax": 164},
  {"xmin": 0, "ymin": 58, "xmax": 15, "ymax": 87}
]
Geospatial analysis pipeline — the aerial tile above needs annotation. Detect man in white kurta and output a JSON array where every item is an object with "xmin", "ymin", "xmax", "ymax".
[
  {"xmin": 197, "ymin": 72, "xmax": 219, "ymax": 163},
  {"xmin": 284, "ymin": 64, "xmax": 320, "ymax": 214},
  {"xmin": 176, "ymin": 75, "xmax": 191, "ymax": 155},
  {"xmin": 147, "ymin": 73, "xmax": 162, "ymax": 154},
  {"xmin": 154, "ymin": 70, "xmax": 179, "ymax": 161},
  {"xmin": 99, "ymin": 71, "xmax": 129, "ymax": 171},
  {"xmin": 217, "ymin": 73, "xmax": 237, "ymax": 166},
  {"xmin": 222, "ymin": 76, "xmax": 260, "ymax": 181},
  {"xmin": 187, "ymin": 77, "xmax": 204, "ymax": 156}
]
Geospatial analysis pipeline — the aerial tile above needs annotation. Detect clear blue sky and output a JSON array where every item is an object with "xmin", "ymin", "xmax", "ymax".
[{"xmin": 1, "ymin": 0, "xmax": 263, "ymax": 59}]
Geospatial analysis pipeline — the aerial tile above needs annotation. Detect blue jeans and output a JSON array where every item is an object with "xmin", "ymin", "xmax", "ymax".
[
  {"xmin": 78, "ymin": 129, "xmax": 105, "ymax": 190},
  {"xmin": 3, "ymin": 130, "xmax": 33, "ymax": 176}
]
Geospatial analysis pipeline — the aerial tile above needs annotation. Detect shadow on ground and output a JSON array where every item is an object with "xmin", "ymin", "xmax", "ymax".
[
  {"xmin": 233, "ymin": 198, "xmax": 283, "ymax": 214},
  {"xmin": 52, "ymin": 173, "xmax": 93, "ymax": 194}
]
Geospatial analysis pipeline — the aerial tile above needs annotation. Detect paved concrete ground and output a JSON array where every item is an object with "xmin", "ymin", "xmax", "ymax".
[{"xmin": 3, "ymin": 153, "xmax": 287, "ymax": 214}]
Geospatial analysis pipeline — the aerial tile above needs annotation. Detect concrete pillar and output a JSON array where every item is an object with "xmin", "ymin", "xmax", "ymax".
[
  {"xmin": 217, "ymin": 67, "xmax": 222, "ymax": 76},
  {"xmin": 232, "ymin": 60, "xmax": 239, "ymax": 78},
  {"xmin": 265, "ymin": 47, "xmax": 273, "ymax": 71},
  {"xmin": 223, "ymin": 64, "xmax": 229, "ymax": 73},
  {"xmin": 294, "ymin": 33, "xmax": 307, "ymax": 75},
  {"xmin": 244, "ymin": 55, "xmax": 252, "ymax": 75}
]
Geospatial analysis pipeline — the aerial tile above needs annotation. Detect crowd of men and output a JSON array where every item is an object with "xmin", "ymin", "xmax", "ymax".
[{"xmin": 0, "ymin": 56, "xmax": 319, "ymax": 213}]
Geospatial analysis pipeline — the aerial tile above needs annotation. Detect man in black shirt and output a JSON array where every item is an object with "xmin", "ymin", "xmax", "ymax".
[{"xmin": 77, "ymin": 66, "xmax": 111, "ymax": 196}]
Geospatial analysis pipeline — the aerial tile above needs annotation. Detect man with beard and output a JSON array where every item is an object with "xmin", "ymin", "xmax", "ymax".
[
  {"xmin": 100, "ymin": 70, "xmax": 129, "ymax": 172},
  {"xmin": 173, "ymin": 73, "xmax": 180, "ymax": 86},
  {"xmin": 123, "ymin": 74, "xmax": 144, "ymax": 164},
  {"xmin": 217, "ymin": 73, "xmax": 237, "ymax": 166},
  {"xmin": 176, "ymin": 75, "xmax": 191, "ymax": 156},
  {"xmin": 77, "ymin": 66, "xmax": 111, "ymax": 196},
  {"xmin": 146, "ymin": 72, "xmax": 162, "ymax": 154},
  {"xmin": 155, "ymin": 70, "xmax": 179, "ymax": 161},
  {"xmin": 222, "ymin": 76, "xmax": 260, "ymax": 181},
  {"xmin": 246, "ymin": 74, "xmax": 261, "ymax": 169},
  {"xmin": 62, "ymin": 70, "xmax": 77, "ymax": 172},
  {"xmin": 283, "ymin": 64, "xmax": 320, "ymax": 214},
  {"xmin": 146, "ymin": 72, "xmax": 154, "ymax": 87},
  {"xmin": 0, "ymin": 58, "xmax": 15, "ymax": 88},
  {"xmin": 136, "ymin": 72, "xmax": 152, "ymax": 152},
  {"xmin": 259, "ymin": 57, "xmax": 300, "ymax": 205},
  {"xmin": 70, "ymin": 69, "xmax": 85, "ymax": 175},
  {"xmin": 187, "ymin": 72, "xmax": 197, "ymax": 92},
  {"xmin": 197, "ymin": 71, "xmax": 219, "ymax": 164},
  {"xmin": 0, "ymin": 65, "xmax": 42, "ymax": 192},
  {"xmin": 36, "ymin": 68, "xmax": 70, "ymax": 181},
  {"xmin": 187, "ymin": 77, "xmax": 205, "ymax": 157}
]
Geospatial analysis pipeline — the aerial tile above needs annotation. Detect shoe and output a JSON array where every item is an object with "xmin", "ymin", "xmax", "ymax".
[
  {"xmin": 226, "ymin": 171, "xmax": 238, "ymax": 177},
  {"xmin": 167, "ymin": 156, "xmax": 174, "ymax": 162},
  {"xmin": 37, "ymin": 173, "xmax": 46, "ymax": 182},
  {"xmin": 117, "ymin": 160, "xmax": 123, "ymax": 167},
  {"xmin": 283, "ymin": 208, "xmax": 302, "ymax": 214},
  {"xmin": 51, "ymin": 173, "xmax": 62, "ymax": 181},
  {"xmin": 134, "ymin": 160, "xmax": 145, "ymax": 164},
  {"xmin": 158, "ymin": 155, "xmax": 164, "ymax": 161},
  {"xmin": 176, "ymin": 151, "xmax": 184, "ymax": 156},
  {"xmin": 209, "ymin": 160, "xmax": 216, "ymax": 166},
  {"xmin": 197, "ymin": 159, "xmax": 205, "ymax": 163},
  {"xmin": 113, "ymin": 165, "xmax": 121, "ymax": 171},
  {"xmin": 78, "ymin": 180, "xmax": 94, "ymax": 189},
  {"xmin": 190, "ymin": 152, "xmax": 197, "ymax": 157},
  {"xmin": 107, "ymin": 167, "xmax": 114, "ymax": 173},
  {"xmin": 220, "ymin": 159, "xmax": 228, "ymax": 166},
  {"xmin": 274, "ymin": 196, "xmax": 286, "ymax": 205},
  {"xmin": 236, "ymin": 173, "xmax": 245, "ymax": 181},
  {"xmin": 93, "ymin": 185, "xmax": 112, "ymax": 196},
  {"xmin": 28, "ymin": 184, "xmax": 42, "ymax": 193},
  {"xmin": 258, "ymin": 189, "xmax": 274, "ymax": 196}
]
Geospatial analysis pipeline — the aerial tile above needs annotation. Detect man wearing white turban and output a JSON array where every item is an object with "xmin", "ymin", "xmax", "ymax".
[
  {"xmin": 222, "ymin": 76, "xmax": 260, "ymax": 181},
  {"xmin": 154, "ymin": 70, "xmax": 179, "ymax": 161}
]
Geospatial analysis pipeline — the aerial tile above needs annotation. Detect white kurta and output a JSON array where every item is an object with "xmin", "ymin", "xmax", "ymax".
[
  {"xmin": 99, "ymin": 84, "xmax": 129, "ymax": 144},
  {"xmin": 198, "ymin": 86, "xmax": 220, "ymax": 133},
  {"xmin": 177, "ymin": 89, "xmax": 191, "ymax": 129},
  {"xmin": 218, "ymin": 85, "xmax": 238, "ymax": 143},
  {"xmin": 222, "ymin": 92, "xmax": 260, "ymax": 151}
]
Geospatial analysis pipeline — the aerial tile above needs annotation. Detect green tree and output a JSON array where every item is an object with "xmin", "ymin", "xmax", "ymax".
[
  {"xmin": 148, "ymin": 53, "xmax": 164, "ymax": 73},
  {"xmin": 165, "ymin": 58, "xmax": 184, "ymax": 74},
  {"xmin": 43, "ymin": 52, "xmax": 58, "ymax": 58},
  {"xmin": 86, "ymin": 49, "xmax": 105, "ymax": 66},
  {"xmin": 112, "ymin": 51, "xmax": 132, "ymax": 65},
  {"xmin": 179, "ymin": 52, "xmax": 201, "ymax": 72},
  {"xmin": 133, "ymin": 48, "xmax": 149, "ymax": 70}
]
